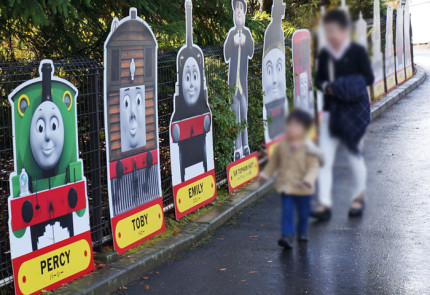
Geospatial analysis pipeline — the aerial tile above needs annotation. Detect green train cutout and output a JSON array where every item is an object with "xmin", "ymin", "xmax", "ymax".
[{"xmin": 8, "ymin": 60, "xmax": 90, "ymax": 253}]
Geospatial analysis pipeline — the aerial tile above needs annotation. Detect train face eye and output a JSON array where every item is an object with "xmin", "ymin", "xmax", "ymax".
[
  {"xmin": 193, "ymin": 72, "xmax": 197, "ymax": 81},
  {"xmin": 277, "ymin": 62, "xmax": 282, "ymax": 73},
  {"xmin": 124, "ymin": 95, "xmax": 130, "ymax": 109},
  {"xmin": 63, "ymin": 91, "xmax": 73, "ymax": 111},
  {"xmin": 36, "ymin": 119, "xmax": 44, "ymax": 133},
  {"xmin": 186, "ymin": 73, "xmax": 190, "ymax": 82},
  {"xmin": 136, "ymin": 93, "xmax": 142, "ymax": 106},
  {"xmin": 50, "ymin": 117, "xmax": 59, "ymax": 131},
  {"xmin": 18, "ymin": 95, "xmax": 30, "ymax": 117}
]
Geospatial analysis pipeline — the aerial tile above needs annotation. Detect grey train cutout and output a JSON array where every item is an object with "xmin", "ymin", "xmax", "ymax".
[
  {"xmin": 262, "ymin": 0, "xmax": 287, "ymax": 143},
  {"xmin": 170, "ymin": 0, "xmax": 213, "ymax": 184}
]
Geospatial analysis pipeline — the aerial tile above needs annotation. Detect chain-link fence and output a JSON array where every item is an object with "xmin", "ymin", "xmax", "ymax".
[
  {"xmin": 0, "ymin": 42, "xmax": 276, "ymax": 290},
  {"xmin": 0, "ymin": 14, "xmax": 414, "ymax": 291}
]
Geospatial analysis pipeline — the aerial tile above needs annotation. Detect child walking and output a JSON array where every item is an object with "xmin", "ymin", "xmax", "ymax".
[{"xmin": 261, "ymin": 110, "xmax": 323, "ymax": 249}]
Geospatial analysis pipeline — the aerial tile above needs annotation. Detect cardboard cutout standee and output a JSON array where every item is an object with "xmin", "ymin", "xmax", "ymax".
[
  {"xmin": 355, "ymin": 12, "xmax": 368, "ymax": 50},
  {"xmin": 372, "ymin": 0, "xmax": 385, "ymax": 99},
  {"xmin": 316, "ymin": 6, "xmax": 326, "ymax": 123},
  {"xmin": 340, "ymin": 0, "xmax": 350, "ymax": 17},
  {"xmin": 225, "ymin": 0, "xmax": 259, "ymax": 193},
  {"xmin": 224, "ymin": 0, "xmax": 255, "ymax": 161},
  {"xmin": 292, "ymin": 29, "xmax": 314, "ymax": 116},
  {"xmin": 262, "ymin": 0, "xmax": 287, "ymax": 158},
  {"xmin": 104, "ymin": 8, "xmax": 165, "ymax": 254},
  {"xmin": 395, "ymin": 1, "xmax": 406, "ymax": 84},
  {"xmin": 404, "ymin": 0, "xmax": 413, "ymax": 79},
  {"xmin": 169, "ymin": 0, "xmax": 216, "ymax": 219},
  {"xmin": 385, "ymin": 4, "xmax": 397, "ymax": 92},
  {"xmin": 8, "ymin": 60, "xmax": 94, "ymax": 294}
]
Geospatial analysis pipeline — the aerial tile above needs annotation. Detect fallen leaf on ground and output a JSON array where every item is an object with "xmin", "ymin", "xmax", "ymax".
[
  {"xmin": 173, "ymin": 231, "xmax": 178, "ymax": 236},
  {"xmin": 95, "ymin": 261, "xmax": 107, "ymax": 269},
  {"xmin": 218, "ymin": 268, "xmax": 227, "ymax": 271},
  {"xmin": 151, "ymin": 241, "xmax": 155, "ymax": 246},
  {"xmin": 130, "ymin": 260, "xmax": 135, "ymax": 263},
  {"xmin": 248, "ymin": 236, "xmax": 259, "ymax": 238},
  {"xmin": 241, "ymin": 279, "xmax": 247, "ymax": 282},
  {"xmin": 143, "ymin": 276, "xmax": 149, "ymax": 280},
  {"xmin": 145, "ymin": 285, "xmax": 150, "ymax": 290},
  {"xmin": 218, "ymin": 238, "xmax": 224, "ymax": 240},
  {"xmin": 155, "ymin": 272, "xmax": 160, "ymax": 275},
  {"xmin": 267, "ymin": 260, "xmax": 273, "ymax": 263},
  {"xmin": 248, "ymin": 271, "xmax": 258, "ymax": 274}
]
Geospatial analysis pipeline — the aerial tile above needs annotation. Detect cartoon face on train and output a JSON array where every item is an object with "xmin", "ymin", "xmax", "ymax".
[
  {"xmin": 299, "ymin": 72, "xmax": 308, "ymax": 102},
  {"xmin": 8, "ymin": 60, "xmax": 89, "ymax": 253},
  {"xmin": 262, "ymin": 0, "xmax": 287, "ymax": 143},
  {"xmin": 170, "ymin": 0, "xmax": 213, "ymax": 185},
  {"xmin": 292, "ymin": 31, "xmax": 314, "ymax": 116},
  {"xmin": 120, "ymin": 86, "xmax": 146, "ymax": 152},
  {"xmin": 171, "ymin": 47, "xmax": 210, "ymax": 183},
  {"xmin": 30, "ymin": 100, "xmax": 65, "ymax": 169},
  {"xmin": 176, "ymin": 49, "xmax": 206, "ymax": 115},
  {"xmin": 262, "ymin": 48, "xmax": 286, "ymax": 103},
  {"xmin": 182, "ymin": 57, "xmax": 201, "ymax": 107},
  {"xmin": 12, "ymin": 61, "xmax": 77, "ymax": 180}
]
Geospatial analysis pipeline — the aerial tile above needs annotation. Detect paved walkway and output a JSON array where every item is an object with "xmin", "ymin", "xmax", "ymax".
[{"xmin": 115, "ymin": 48, "xmax": 430, "ymax": 295}]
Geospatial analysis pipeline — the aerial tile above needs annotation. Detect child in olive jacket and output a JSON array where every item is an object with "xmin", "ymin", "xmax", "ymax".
[{"xmin": 261, "ymin": 110, "xmax": 323, "ymax": 249}]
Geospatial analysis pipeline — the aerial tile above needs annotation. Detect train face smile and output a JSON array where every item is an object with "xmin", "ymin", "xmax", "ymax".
[
  {"xmin": 42, "ymin": 143, "xmax": 55, "ymax": 156},
  {"xmin": 188, "ymin": 88, "xmax": 195, "ymax": 98}
]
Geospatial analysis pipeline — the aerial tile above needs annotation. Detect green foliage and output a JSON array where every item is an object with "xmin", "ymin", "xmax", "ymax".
[
  {"xmin": 207, "ymin": 68, "xmax": 243, "ymax": 170},
  {"xmin": 0, "ymin": 0, "xmax": 384, "ymax": 59},
  {"xmin": 0, "ymin": 0, "xmax": 267, "ymax": 59},
  {"xmin": 247, "ymin": 78, "xmax": 266, "ymax": 153}
]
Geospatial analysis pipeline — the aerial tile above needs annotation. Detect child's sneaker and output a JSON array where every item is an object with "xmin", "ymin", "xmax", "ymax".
[
  {"xmin": 278, "ymin": 234, "xmax": 294, "ymax": 249},
  {"xmin": 297, "ymin": 233, "xmax": 308, "ymax": 242}
]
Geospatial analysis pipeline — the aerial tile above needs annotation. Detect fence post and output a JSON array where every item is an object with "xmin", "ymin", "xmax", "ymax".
[{"xmin": 89, "ymin": 67, "xmax": 103, "ymax": 252}]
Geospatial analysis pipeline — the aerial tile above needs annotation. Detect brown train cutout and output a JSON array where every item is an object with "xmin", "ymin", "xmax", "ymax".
[
  {"xmin": 104, "ymin": 7, "xmax": 162, "ymax": 219},
  {"xmin": 106, "ymin": 16, "xmax": 156, "ymax": 160}
]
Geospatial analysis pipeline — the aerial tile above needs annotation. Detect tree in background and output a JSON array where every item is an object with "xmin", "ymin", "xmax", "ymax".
[
  {"xmin": 0, "ymin": 0, "xmax": 264, "ymax": 59},
  {"xmin": 0, "ymin": 0, "xmax": 380, "ymax": 60}
]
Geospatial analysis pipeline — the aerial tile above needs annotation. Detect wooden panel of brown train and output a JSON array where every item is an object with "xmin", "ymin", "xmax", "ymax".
[{"xmin": 106, "ymin": 20, "xmax": 156, "ymax": 162}]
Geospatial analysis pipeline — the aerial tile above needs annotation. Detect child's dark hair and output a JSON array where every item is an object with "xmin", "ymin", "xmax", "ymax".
[
  {"xmin": 323, "ymin": 9, "xmax": 350, "ymax": 29},
  {"xmin": 286, "ymin": 109, "xmax": 313, "ymax": 130}
]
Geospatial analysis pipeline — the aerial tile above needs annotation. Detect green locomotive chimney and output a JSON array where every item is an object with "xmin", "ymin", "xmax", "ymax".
[{"xmin": 41, "ymin": 62, "xmax": 53, "ymax": 102}]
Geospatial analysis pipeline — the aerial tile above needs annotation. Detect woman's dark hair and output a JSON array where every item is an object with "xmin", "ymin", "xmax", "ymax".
[
  {"xmin": 286, "ymin": 109, "xmax": 313, "ymax": 130},
  {"xmin": 323, "ymin": 9, "xmax": 350, "ymax": 29}
]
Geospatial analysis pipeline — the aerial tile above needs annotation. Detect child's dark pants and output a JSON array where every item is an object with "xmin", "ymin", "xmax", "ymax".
[{"xmin": 281, "ymin": 193, "xmax": 312, "ymax": 235}]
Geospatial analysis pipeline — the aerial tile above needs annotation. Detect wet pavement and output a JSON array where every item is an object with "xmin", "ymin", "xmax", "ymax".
[{"xmin": 115, "ymin": 48, "xmax": 430, "ymax": 295}]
